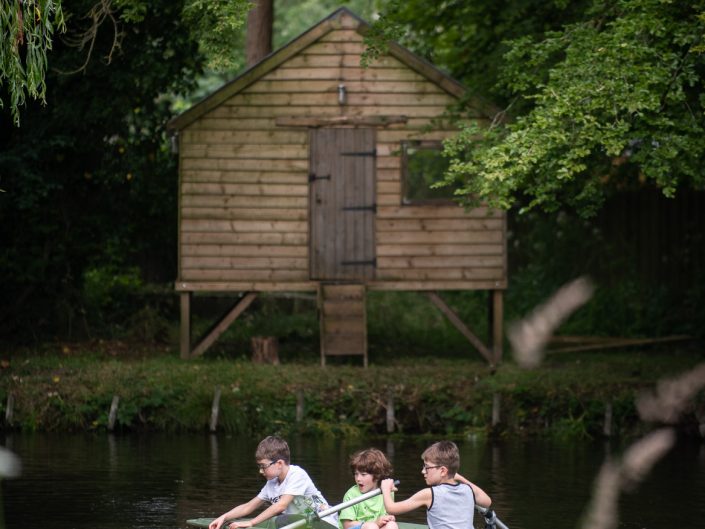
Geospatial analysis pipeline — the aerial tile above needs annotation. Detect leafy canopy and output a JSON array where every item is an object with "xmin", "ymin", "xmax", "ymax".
[
  {"xmin": 373, "ymin": 0, "xmax": 705, "ymax": 217},
  {"xmin": 0, "ymin": 0, "xmax": 252, "ymax": 125},
  {"xmin": 0, "ymin": 0, "xmax": 65, "ymax": 125}
]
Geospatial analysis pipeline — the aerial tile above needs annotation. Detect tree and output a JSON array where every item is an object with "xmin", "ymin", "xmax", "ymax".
[
  {"xmin": 0, "ymin": 0, "xmax": 253, "ymax": 125},
  {"xmin": 373, "ymin": 0, "xmax": 705, "ymax": 217},
  {"xmin": 0, "ymin": 0, "xmax": 65, "ymax": 126},
  {"xmin": 246, "ymin": 0, "xmax": 273, "ymax": 66},
  {"xmin": 0, "ymin": 0, "xmax": 206, "ymax": 340}
]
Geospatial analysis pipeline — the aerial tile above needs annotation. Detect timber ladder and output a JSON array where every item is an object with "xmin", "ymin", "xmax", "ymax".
[{"xmin": 318, "ymin": 283, "xmax": 368, "ymax": 367}]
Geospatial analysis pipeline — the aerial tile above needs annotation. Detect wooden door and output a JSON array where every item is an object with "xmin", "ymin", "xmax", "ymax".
[{"xmin": 309, "ymin": 128, "xmax": 376, "ymax": 281}]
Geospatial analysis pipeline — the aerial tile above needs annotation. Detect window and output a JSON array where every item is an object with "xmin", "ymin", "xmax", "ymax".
[{"xmin": 401, "ymin": 141, "xmax": 454, "ymax": 204}]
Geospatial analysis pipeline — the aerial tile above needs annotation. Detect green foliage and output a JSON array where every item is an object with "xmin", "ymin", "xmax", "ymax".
[
  {"xmin": 83, "ymin": 265, "xmax": 142, "ymax": 316},
  {"xmin": 181, "ymin": 0, "xmax": 251, "ymax": 71},
  {"xmin": 504, "ymin": 205, "xmax": 705, "ymax": 338},
  {"xmin": 0, "ymin": 0, "xmax": 66, "ymax": 125},
  {"xmin": 443, "ymin": 0, "xmax": 705, "ymax": 216},
  {"xmin": 0, "ymin": 0, "xmax": 202, "ymax": 343},
  {"xmin": 2, "ymin": 350, "xmax": 702, "ymax": 436},
  {"xmin": 370, "ymin": 0, "xmax": 705, "ymax": 217},
  {"xmin": 366, "ymin": 291, "xmax": 489, "ymax": 360},
  {"xmin": 366, "ymin": 0, "xmax": 590, "ymax": 106}
]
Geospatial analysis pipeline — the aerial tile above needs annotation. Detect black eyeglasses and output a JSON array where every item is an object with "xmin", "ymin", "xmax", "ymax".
[
  {"xmin": 421, "ymin": 464, "xmax": 442, "ymax": 472},
  {"xmin": 257, "ymin": 461, "xmax": 277, "ymax": 471}
]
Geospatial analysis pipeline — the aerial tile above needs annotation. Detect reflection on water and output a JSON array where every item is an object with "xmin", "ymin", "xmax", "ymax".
[{"xmin": 2, "ymin": 433, "xmax": 704, "ymax": 529}]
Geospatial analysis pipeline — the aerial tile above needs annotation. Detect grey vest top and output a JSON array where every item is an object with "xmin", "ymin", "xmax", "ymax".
[{"xmin": 426, "ymin": 482, "xmax": 475, "ymax": 529}]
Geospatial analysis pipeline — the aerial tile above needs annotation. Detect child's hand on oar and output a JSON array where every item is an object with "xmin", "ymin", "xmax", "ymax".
[{"xmin": 380, "ymin": 478, "xmax": 397, "ymax": 494}]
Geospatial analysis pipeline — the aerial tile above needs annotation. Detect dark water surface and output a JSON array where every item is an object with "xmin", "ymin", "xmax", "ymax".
[{"xmin": 2, "ymin": 433, "xmax": 704, "ymax": 529}]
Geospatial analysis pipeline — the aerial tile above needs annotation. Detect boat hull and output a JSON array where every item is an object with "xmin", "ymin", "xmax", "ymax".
[{"xmin": 187, "ymin": 519, "xmax": 428, "ymax": 529}]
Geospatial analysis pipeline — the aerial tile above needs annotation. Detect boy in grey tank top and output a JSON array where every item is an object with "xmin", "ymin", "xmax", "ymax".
[{"xmin": 380, "ymin": 441, "xmax": 492, "ymax": 529}]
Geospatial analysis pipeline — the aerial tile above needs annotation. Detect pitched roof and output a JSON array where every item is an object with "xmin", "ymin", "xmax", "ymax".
[{"xmin": 169, "ymin": 7, "xmax": 482, "ymax": 131}]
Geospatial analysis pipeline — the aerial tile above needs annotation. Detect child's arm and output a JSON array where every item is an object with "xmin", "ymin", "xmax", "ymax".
[
  {"xmin": 454, "ymin": 474, "xmax": 492, "ymax": 509},
  {"xmin": 209, "ymin": 497, "xmax": 265, "ymax": 529},
  {"xmin": 380, "ymin": 478, "xmax": 432, "ymax": 516},
  {"xmin": 230, "ymin": 494, "xmax": 296, "ymax": 528}
]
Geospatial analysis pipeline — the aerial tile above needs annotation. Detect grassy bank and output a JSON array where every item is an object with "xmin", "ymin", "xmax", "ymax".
[{"xmin": 1, "ymin": 344, "xmax": 703, "ymax": 439}]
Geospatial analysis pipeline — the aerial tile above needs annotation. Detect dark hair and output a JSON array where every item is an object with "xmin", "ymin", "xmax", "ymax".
[
  {"xmin": 256, "ymin": 436, "xmax": 290, "ymax": 464},
  {"xmin": 349, "ymin": 448, "xmax": 393, "ymax": 483}
]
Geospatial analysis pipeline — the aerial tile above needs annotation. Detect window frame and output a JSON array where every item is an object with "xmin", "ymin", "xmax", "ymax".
[{"xmin": 400, "ymin": 140, "xmax": 456, "ymax": 206}]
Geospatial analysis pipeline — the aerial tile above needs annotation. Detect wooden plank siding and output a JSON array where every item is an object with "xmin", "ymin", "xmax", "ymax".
[{"xmin": 175, "ymin": 9, "xmax": 506, "ymax": 293}]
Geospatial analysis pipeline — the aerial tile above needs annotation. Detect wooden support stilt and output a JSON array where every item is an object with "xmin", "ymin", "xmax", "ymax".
[
  {"xmin": 210, "ymin": 387, "xmax": 222, "ymax": 433},
  {"xmin": 386, "ymin": 392, "xmax": 395, "ymax": 433},
  {"xmin": 427, "ymin": 292, "xmax": 495, "ymax": 365},
  {"xmin": 603, "ymin": 402, "xmax": 613, "ymax": 437},
  {"xmin": 180, "ymin": 292, "xmax": 192, "ymax": 360},
  {"xmin": 296, "ymin": 389, "xmax": 304, "ymax": 422},
  {"xmin": 492, "ymin": 393, "xmax": 501, "ymax": 427},
  {"xmin": 108, "ymin": 395, "xmax": 120, "ymax": 431},
  {"xmin": 190, "ymin": 292, "xmax": 258, "ymax": 358},
  {"xmin": 5, "ymin": 394, "xmax": 14, "ymax": 425}
]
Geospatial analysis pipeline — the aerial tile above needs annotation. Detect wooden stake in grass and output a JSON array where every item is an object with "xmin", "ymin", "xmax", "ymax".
[
  {"xmin": 107, "ymin": 395, "xmax": 120, "ymax": 431},
  {"xmin": 210, "ymin": 387, "xmax": 222, "ymax": 433},
  {"xmin": 4, "ymin": 394, "xmax": 13, "ymax": 426}
]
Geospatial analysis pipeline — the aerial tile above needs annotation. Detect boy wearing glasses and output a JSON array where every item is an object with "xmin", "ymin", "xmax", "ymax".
[
  {"xmin": 209, "ymin": 436, "xmax": 338, "ymax": 529},
  {"xmin": 380, "ymin": 441, "xmax": 492, "ymax": 529}
]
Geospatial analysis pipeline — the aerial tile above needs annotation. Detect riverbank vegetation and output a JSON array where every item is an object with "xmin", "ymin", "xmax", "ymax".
[{"xmin": 1, "ymin": 344, "xmax": 702, "ymax": 440}]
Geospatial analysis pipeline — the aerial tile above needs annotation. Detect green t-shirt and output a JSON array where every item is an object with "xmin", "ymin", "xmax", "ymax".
[{"xmin": 338, "ymin": 485, "xmax": 389, "ymax": 529}]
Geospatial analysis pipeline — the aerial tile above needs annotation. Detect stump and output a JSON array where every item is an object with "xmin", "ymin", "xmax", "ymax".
[{"xmin": 251, "ymin": 336, "xmax": 280, "ymax": 364}]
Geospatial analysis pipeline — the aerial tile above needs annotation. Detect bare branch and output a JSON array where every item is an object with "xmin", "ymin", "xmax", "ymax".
[
  {"xmin": 636, "ymin": 363, "xmax": 705, "ymax": 423},
  {"xmin": 508, "ymin": 276, "xmax": 594, "ymax": 368},
  {"xmin": 580, "ymin": 428, "xmax": 675, "ymax": 529},
  {"xmin": 55, "ymin": 0, "xmax": 123, "ymax": 75}
]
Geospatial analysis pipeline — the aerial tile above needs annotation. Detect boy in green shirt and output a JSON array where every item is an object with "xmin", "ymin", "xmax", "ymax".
[{"xmin": 339, "ymin": 449, "xmax": 399, "ymax": 529}]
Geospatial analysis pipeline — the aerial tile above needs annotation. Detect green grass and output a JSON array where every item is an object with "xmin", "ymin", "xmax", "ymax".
[{"xmin": 0, "ymin": 344, "xmax": 703, "ymax": 439}]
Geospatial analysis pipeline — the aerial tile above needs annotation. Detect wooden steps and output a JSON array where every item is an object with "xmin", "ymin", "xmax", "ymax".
[{"xmin": 319, "ymin": 283, "xmax": 367, "ymax": 367}]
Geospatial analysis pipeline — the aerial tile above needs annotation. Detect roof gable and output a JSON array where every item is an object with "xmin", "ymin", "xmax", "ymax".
[{"xmin": 169, "ymin": 7, "xmax": 468, "ymax": 131}]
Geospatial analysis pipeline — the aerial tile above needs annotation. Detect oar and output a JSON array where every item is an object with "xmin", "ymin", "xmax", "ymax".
[
  {"xmin": 278, "ymin": 481, "xmax": 400, "ymax": 529},
  {"xmin": 476, "ymin": 505, "xmax": 510, "ymax": 529}
]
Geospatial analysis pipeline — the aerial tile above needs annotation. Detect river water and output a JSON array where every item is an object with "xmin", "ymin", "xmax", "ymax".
[{"xmin": 2, "ymin": 433, "xmax": 704, "ymax": 529}]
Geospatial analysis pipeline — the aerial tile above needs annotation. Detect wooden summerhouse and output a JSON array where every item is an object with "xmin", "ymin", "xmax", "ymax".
[{"xmin": 168, "ymin": 8, "xmax": 507, "ymax": 366}]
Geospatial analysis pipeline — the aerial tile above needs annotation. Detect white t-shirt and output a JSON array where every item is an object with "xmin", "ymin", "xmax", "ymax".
[{"xmin": 257, "ymin": 464, "xmax": 338, "ymax": 527}]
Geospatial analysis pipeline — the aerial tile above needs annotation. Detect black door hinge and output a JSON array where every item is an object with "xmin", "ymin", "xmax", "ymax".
[
  {"xmin": 309, "ymin": 173, "xmax": 331, "ymax": 182},
  {"xmin": 342, "ymin": 203, "xmax": 377, "ymax": 213}
]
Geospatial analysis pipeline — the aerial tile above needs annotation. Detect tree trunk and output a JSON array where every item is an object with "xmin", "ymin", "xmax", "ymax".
[{"xmin": 246, "ymin": 0, "xmax": 274, "ymax": 66}]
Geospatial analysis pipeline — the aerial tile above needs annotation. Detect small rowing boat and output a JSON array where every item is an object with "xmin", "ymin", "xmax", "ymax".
[
  {"xmin": 187, "ymin": 482, "xmax": 507, "ymax": 529},
  {"xmin": 187, "ymin": 519, "xmax": 427, "ymax": 529}
]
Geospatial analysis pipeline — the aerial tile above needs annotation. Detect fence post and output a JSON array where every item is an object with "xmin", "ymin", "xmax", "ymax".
[
  {"xmin": 210, "ymin": 387, "xmax": 222, "ymax": 433},
  {"xmin": 108, "ymin": 395, "xmax": 120, "ymax": 431},
  {"xmin": 5, "ymin": 394, "xmax": 14, "ymax": 426},
  {"xmin": 603, "ymin": 402, "xmax": 613, "ymax": 437},
  {"xmin": 386, "ymin": 391, "xmax": 395, "ymax": 433},
  {"xmin": 295, "ymin": 388, "xmax": 304, "ymax": 423},
  {"xmin": 492, "ymin": 393, "xmax": 501, "ymax": 427}
]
